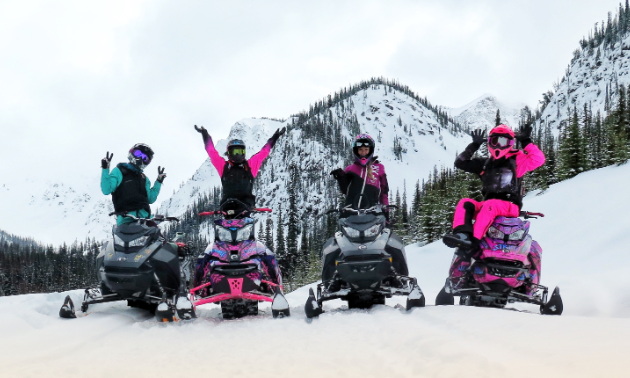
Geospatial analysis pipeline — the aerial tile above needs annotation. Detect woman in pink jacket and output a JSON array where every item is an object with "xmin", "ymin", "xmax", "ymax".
[
  {"xmin": 331, "ymin": 134, "xmax": 390, "ymax": 216},
  {"xmin": 442, "ymin": 124, "xmax": 545, "ymax": 249},
  {"xmin": 194, "ymin": 125, "xmax": 285, "ymax": 210}
]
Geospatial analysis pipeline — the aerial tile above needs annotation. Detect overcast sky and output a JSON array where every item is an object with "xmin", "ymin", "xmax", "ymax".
[{"xmin": 0, "ymin": 0, "xmax": 623, "ymax": 194}]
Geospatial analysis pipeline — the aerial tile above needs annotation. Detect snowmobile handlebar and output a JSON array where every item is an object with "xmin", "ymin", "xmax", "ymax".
[
  {"xmin": 198, "ymin": 208, "xmax": 273, "ymax": 217},
  {"xmin": 321, "ymin": 204, "xmax": 397, "ymax": 217},
  {"xmin": 108, "ymin": 212, "xmax": 179, "ymax": 223},
  {"xmin": 520, "ymin": 211, "xmax": 545, "ymax": 219}
]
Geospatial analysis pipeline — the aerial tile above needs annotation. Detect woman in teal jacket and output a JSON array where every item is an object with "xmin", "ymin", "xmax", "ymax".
[{"xmin": 101, "ymin": 143, "xmax": 166, "ymax": 224}]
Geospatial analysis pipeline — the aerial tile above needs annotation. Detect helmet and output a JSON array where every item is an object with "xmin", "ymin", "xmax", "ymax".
[
  {"xmin": 226, "ymin": 139, "xmax": 246, "ymax": 164},
  {"xmin": 352, "ymin": 134, "xmax": 375, "ymax": 166},
  {"xmin": 128, "ymin": 143, "xmax": 154, "ymax": 170},
  {"xmin": 488, "ymin": 124, "xmax": 515, "ymax": 159}
]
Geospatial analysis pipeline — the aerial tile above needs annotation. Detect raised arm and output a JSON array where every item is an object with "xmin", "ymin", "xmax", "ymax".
[
  {"xmin": 195, "ymin": 125, "xmax": 226, "ymax": 176},
  {"xmin": 248, "ymin": 127, "xmax": 286, "ymax": 177},
  {"xmin": 514, "ymin": 124, "xmax": 545, "ymax": 177}
]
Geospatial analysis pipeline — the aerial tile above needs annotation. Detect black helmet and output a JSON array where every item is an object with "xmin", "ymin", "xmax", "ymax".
[
  {"xmin": 128, "ymin": 143, "xmax": 154, "ymax": 170},
  {"xmin": 226, "ymin": 139, "xmax": 246, "ymax": 164},
  {"xmin": 352, "ymin": 134, "xmax": 375, "ymax": 166}
]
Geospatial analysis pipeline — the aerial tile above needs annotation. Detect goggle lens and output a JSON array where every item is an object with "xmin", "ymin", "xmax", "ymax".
[
  {"xmin": 230, "ymin": 148, "xmax": 246, "ymax": 156},
  {"xmin": 132, "ymin": 149, "xmax": 151, "ymax": 163},
  {"xmin": 489, "ymin": 136, "xmax": 512, "ymax": 148},
  {"xmin": 354, "ymin": 142, "xmax": 371, "ymax": 147}
]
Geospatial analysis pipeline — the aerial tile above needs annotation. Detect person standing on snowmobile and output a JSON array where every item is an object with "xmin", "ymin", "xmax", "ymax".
[
  {"xmin": 442, "ymin": 124, "xmax": 545, "ymax": 249},
  {"xmin": 330, "ymin": 134, "xmax": 390, "ymax": 215},
  {"xmin": 101, "ymin": 143, "xmax": 166, "ymax": 224},
  {"xmin": 194, "ymin": 125, "xmax": 285, "ymax": 210}
]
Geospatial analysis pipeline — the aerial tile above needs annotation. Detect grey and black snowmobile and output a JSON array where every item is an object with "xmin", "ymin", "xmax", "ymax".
[
  {"xmin": 59, "ymin": 213, "xmax": 196, "ymax": 322},
  {"xmin": 304, "ymin": 205, "xmax": 425, "ymax": 318}
]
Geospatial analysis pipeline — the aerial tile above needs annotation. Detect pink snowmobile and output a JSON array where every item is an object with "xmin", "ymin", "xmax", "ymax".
[
  {"xmin": 190, "ymin": 199, "xmax": 290, "ymax": 319},
  {"xmin": 435, "ymin": 211, "xmax": 563, "ymax": 315}
]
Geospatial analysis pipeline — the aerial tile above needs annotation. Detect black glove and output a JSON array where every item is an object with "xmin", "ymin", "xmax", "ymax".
[
  {"xmin": 470, "ymin": 129, "xmax": 486, "ymax": 146},
  {"xmin": 271, "ymin": 127, "xmax": 286, "ymax": 143},
  {"xmin": 330, "ymin": 168, "xmax": 344, "ymax": 179},
  {"xmin": 101, "ymin": 152, "xmax": 113, "ymax": 169},
  {"xmin": 157, "ymin": 166, "xmax": 167, "ymax": 183},
  {"xmin": 515, "ymin": 124, "xmax": 533, "ymax": 146},
  {"xmin": 194, "ymin": 125, "xmax": 210, "ymax": 144}
]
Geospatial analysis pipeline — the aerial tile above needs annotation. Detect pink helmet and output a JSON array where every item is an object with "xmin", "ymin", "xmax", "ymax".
[{"xmin": 488, "ymin": 124, "xmax": 515, "ymax": 159}]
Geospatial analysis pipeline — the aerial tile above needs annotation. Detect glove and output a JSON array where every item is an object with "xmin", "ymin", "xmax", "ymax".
[
  {"xmin": 271, "ymin": 127, "xmax": 286, "ymax": 143},
  {"xmin": 157, "ymin": 166, "xmax": 167, "ymax": 183},
  {"xmin": 194, "ymin": 125, "xmax": 210, "ymax": 144},
  {"xmin": 330, "ymin": 168, "xmax": 344, "ymax": 179},
  {"xmin": 470, "ymin": 129, "xmax": 486, "ymax": 145},
  {"xmin": 101, "ymin": 152, "xmax": 113, "ymax": 169},
  {"xmin": 515, "ymin": 124, "xmax": 533, "ymax": 145}
]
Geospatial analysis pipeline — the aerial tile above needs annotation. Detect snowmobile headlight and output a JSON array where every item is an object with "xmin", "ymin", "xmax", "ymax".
[
  {"xmin": 216, "ymin": 227, "xmax": 233, "ymax": 242},
  {"xmin": 487, "ymin": 226, "xmax": 505, "ymax": 240},
  {"xmin": 128, "ymin": 235, "xmax": 150, "ymax": 247},
  {"xmin": 508, "ymin": 229, "xmax": 526, "ymax": 241},
  {"xmin": 235, "ymin": 225, "xmax": 253, "ymax": 242},
  {"xmin": 343, "ymin": 226, "xmax": 361, "ymax": 238},
  {"xmin": 365, "ymin": 224, "xmax": 382, "ymax": 237},
  {"xmin": 113, "ymin": 234, "xmax": 126, "ymax": 248}
]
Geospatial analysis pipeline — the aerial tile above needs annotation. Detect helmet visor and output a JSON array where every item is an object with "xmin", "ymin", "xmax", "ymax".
[
  {"xmin": 132, "ymin": 149, "xmax": 152, "ymax": 163},
  {"xmin": 489, "ymin": 136, "xmax": 513, "ymax": 148}
]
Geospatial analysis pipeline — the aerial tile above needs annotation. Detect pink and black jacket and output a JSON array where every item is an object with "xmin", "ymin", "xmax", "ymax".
[
  {"xmin": 333, "ymin": 157, "xmax": 389, "ymax": 210},
  {"xmin": 455, "ymin": 139, "xmax": 545, "ymax": 208},
  {"xmin": 202, "ymin": 134, "xmax": 278, "ymax": 209}
]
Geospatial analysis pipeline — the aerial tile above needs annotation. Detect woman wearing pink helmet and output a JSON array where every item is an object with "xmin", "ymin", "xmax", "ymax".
[
  {"xmin": 331, "ymin": 134, "xmax": 389, "ymax": 216},
  {"xmin": 442, "ymin": 123, "xmax": 545, "ymax": 249}
]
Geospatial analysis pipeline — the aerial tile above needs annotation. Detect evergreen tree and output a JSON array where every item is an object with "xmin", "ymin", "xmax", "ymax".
[{"xmin": 495, "ymin": 109, "xmax": 502, "ymax": 126}]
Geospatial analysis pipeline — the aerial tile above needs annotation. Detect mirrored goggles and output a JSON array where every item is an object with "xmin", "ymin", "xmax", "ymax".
[
  {"xmin": 132, "ymin": 149, "xmax": 152, "ymax": 163},
  {"xmin": 354, "ymin": 141, "xmax": 371, "ymax": 147},
  {"xmin": 489, "ymin": 136, "xmax": 513, "ymax": 148},
  {"xmin": 229, "ymin": 148, "xmax": 246, "ymax": 156}
]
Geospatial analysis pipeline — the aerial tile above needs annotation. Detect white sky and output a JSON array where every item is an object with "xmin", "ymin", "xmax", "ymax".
[{"xmin": 0, "ymin": 0, "xmax": 623, "ymax": 193}]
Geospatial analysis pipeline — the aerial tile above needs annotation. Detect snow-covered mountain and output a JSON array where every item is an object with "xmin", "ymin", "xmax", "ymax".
[
  {"xmin": 0, "ymin": 178, "xmax": 114, "ymax": 245},
  {"xmin": 159, "ymin": 83, "xmax": 471, "ymax": 235},
  {"xmin": 3, "ymin": 162, "xmax": 630, "ymax": 378},
  {"xmin": 538, "ymin": 32, "xmax": 630, "ymax": 132},
  {"xmin": 446, "ymin": 93, "xmax": 522, "ymax": 131}
]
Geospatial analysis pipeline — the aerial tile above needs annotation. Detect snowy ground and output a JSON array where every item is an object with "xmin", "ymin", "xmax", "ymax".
[{"xmin": 2, "ymin": 164, "xmax": 630, "ymax": 377}]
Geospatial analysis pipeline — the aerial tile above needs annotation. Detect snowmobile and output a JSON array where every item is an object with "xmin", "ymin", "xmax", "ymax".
[
  {"xmin": 190, "ymin": 198, "xmax": 290, "ymax": 319},
  {"xmin": 304, "ymin": 204, "xmax": 425, "ymax": 318},
  {"xmin": 435, "ymin": 211, "xmax": 563, "ymax": 315},
  {"xmin": 59, "ymin": 213, "xmax": 196, "ymax": 322}
]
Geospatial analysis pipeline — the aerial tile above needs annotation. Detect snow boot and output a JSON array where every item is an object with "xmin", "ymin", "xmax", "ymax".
[
  {"xmin": 304, "ymin": 288, "xmax": 323, "ymax": 318},
  {"xmin": 540, "ymin": 287, "xmax": 563, "ymax": 315},
  {"xmin": 442, "ymin": 232, "xmax": 479, "ymax": 250}
]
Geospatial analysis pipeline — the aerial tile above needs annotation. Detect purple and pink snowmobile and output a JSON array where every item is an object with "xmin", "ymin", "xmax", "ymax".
[
  {"xmin": 190, "ymin": 199, "xmax": 290, "ymax": 319},
  {"xmin": 435, "ymin": 212, "xmax": 563, "ymax": 315}
]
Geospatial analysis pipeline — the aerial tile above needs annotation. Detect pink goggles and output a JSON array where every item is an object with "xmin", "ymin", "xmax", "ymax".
[{"xmin": 488, "ymin": 135, "xmax": 514, "ymax": 149}]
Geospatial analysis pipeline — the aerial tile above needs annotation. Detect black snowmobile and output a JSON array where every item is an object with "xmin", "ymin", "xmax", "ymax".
[
  {"xmin": 59, "ymin": 213, "xmax": 196, "ymax": 322},
  {"xmin": 304, "ymin": 205, "xmax": 425, "ymax": 318}
]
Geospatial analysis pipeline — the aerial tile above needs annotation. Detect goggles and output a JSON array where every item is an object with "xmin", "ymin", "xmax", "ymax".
[
  {"xmin": 229, "ymin": 148, "xmax": 246, "ymax": 156},
  {"xmin": 489, "ymin": 135, "xmax": 514, "ymax": 148},
  {"xmin": 354, "ymin": 141, "xmax": 372, "ymax": 148},
  {"xmin": 132, "ymin": 149, "xmax": 152, "ymax": 163}
]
